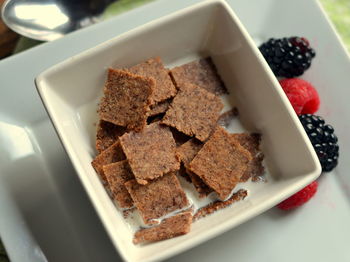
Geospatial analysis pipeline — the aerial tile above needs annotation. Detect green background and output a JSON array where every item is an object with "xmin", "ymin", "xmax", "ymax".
[{"xmin": 1, "ymin": 0, "xmax": 349, "ymax": 260}]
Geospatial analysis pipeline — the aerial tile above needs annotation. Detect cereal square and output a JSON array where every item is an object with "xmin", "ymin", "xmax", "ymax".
[
  {"xmin": 127, "ymin": 57, "xmax": 177, "ymax": 104},
  {"xmin": 133, "ymin": 211, "xmax": 192, "ymax": 244},
  {"xmin": 189, "ymin": 127, "xmax": 252, "ymax": 200},
  {"xmin": 124, "ymin": 173, "xmax": 189, "ymax": 225},
  {"xmin": 232, "ymin": 133, "xmax": 264, "ymax": 182},
  {"xmin": 98, "ymin": 69, "xmax": 154, "ymax": 131},
  {"xmin": 103, "ymin": 160, "xmax": 134, "ymax": 208},
  {"xmin": 119, "ymin": 122, "xmax": 180, "ymax": 184},
  {"xmin": 170, "ymin": 57, "xmax": 227, "ymax": 95},
  {"xmin": 162, "ymin": 83, "xmax": 223, "ymax": 142},
  {"xmin": 96, "ymin": 120, "xmax": 127, "ymax": 153},
  {"xmin": 91, "ymin": 140, "xmax": 125, "ymax": 183}
]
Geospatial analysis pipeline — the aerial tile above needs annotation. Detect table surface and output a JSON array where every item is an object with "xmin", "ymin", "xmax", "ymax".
[{"xmin": 0, "ymin": 0, "xmax": 349, "ymax": 261}]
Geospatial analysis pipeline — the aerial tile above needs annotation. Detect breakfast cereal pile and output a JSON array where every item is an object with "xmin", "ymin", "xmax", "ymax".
[{"xmin": 91, "ymin": 57, "xmax": 264, "ymax": 244}]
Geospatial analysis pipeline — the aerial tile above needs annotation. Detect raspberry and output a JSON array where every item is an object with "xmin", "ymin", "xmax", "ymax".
[
  {"xmin": 259, "ymin": 37, "xmax": 316, "ymax": 77},
  {"xmin": 277, "ymin": 181, "xmax": 318, "ymax": 210},
  {"xmin": 299, "ymin": 114, "xmax": 339, "ymax": 172},
  {"xmin": 279, "ymin": 78, "xmax": 320, "ymax": 115}
]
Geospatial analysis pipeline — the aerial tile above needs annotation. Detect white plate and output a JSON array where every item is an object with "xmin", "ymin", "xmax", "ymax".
[
  {"xmin": 35, "ymin": 1, "xmax": 320, "ymax": 261},
  {"xmin": 0, "ymin": 0, "xmax": 349, "ymax": 261}
]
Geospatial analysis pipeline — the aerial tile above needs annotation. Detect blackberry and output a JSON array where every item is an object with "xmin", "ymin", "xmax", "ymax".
[
  {"xmin": 299, "ymin": 114, "xmax": 339, "ymax": 172},
  {"xmin": 259, "ymin": 37, "xmax": 316, "ymax": 78}
]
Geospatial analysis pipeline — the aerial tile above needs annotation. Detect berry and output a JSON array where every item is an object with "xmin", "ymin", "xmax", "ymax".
[
  {"xmin": 277, "ymin": 181, "xmax": 318, "ymax": 210},
  {"xmin": 279, "ymin": 78, "xmax": 320, "ymax": 115},
  {"xmin": 299, "ymin": 114, "xmax": 339, "ymax": 172},
  {"xmin": 259, "ymin": 37, "xmax": 316, "ymax": 78}
]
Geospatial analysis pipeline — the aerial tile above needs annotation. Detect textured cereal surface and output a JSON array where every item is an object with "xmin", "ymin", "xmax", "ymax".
[
  {"xmin": 170, "ymin": 57, "xmax": 227, "ymax": 95},
  {"xmin": 91, "ymin": 140, "xmax": 125, "ymax": 182},
  {"xmin": 96, "ymin": 120, "xmax": 127, "ymax": 153},
  {"xmin": 189, "ymin": 127, "xmax": 252, "ymax": 200},
  {"xmin": 124, "ymin": 173, "xmax": 189, "ymax": 224},
  {"xmin": 176, "ymin": 139, "xmax": 212, "ymax": 196},
  {"xmin": 232, "ymin": 133, "xmax": 264, "ymax": 182},
  {"xmin": 193, "ymin": 189, "xmax": 247, "ymax": 221},
  {"xmin": 147, "ymin": 99, "xmax": 171, "ymax": 117},
  {"xmin": 119, "ymin": 122, "xmax": 179, "ymax": 184},
  {"xmin": 133, "ymin": 211, "xmax": 192, "ymax": 244},
  {"xmin": 98, "ymin": 69, "xmax": 154, "ymax": 131},
  {"xmin": 162, "ymin": 83, "xmax": 223, "ymax": 141},
  {"xmin": 176, "ymin": 138, "xmax": 203, "ymax": 168},
  {"xmin": 127, "ymin": 57, "xmax": 177, "ymax": 104},
  {"xmin": 103, "ymin": 160, "xmax": 134, "ymax": 208}
]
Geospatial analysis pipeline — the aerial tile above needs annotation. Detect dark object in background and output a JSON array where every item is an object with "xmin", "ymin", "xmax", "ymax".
[
  {"xmin": 59, "ymin": 0, "xmax": 115, "ymax": 27},
  {"xmin": 0, "ymin": 0, "xmax": 19, "ymax": 58}
]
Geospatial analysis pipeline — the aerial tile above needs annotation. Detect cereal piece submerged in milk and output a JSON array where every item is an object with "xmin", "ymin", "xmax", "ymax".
[
  {"xmin": 133, "ymin": 211, "xmax": 193, "ymax": 244},
  {"xmin": 232, "ymin": 133, "xmax": 265, "ymax": 182},
  {"xmin": 125, "ymin": 173, "xmax": 189, "ymax": 225}
]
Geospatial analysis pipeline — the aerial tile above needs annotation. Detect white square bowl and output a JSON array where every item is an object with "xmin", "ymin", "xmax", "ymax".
[{"xmin": 35, "ymin": 0, "xmax": 321, "ymax": 261}]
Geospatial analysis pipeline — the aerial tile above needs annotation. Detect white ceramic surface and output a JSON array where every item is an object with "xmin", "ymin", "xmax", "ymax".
[
  {"xmin": 35, "ymin": 1, "xmax": 320, "ymax": 261},
  {"xmin": 1, "ymin": 0, "xmax": 350, "ymax": 262}
]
